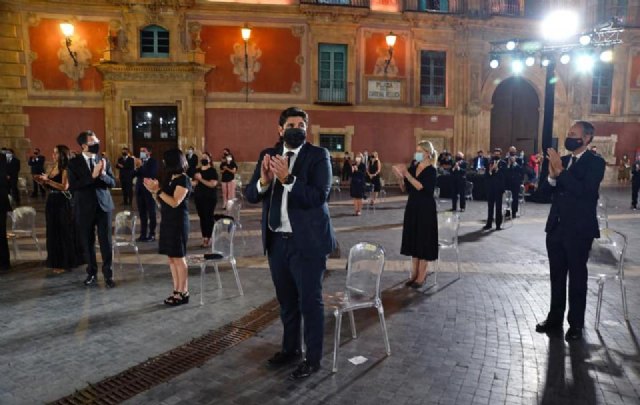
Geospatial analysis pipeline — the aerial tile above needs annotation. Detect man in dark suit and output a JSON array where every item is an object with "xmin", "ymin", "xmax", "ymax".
[
  {"xmin": 450, "ymin": 151, "xmax": 467, "ymax": 212},
  {"xmin": 116, "ymin": 147, "xmax": 134, "ymax": 206},
  {"xmin": 535, "ymin": 121, "xmax": 606, "ymax": 341},
  {"xmin": 246, "ymin": 107, "xmax": 336, "ymax": 380},
  {"xmin": 0, "ymin": 153, "xmax": 10, "ymax": 270},
  {"xmin": 6, "ymin": 149, "xmax": 20, "ymax": 205},
  {"xmin": 28, "ymin": 147, "xmax": 46, "ymax": 198},
  {"xmin": 483, "ymin": 148, "xmax": 506, "ymax": 230},
  {"xmin": 631, "ymin": 159, "xmax": 640, "ymax": 210},
  {"xmin": 504, "ymin": 146, "xmax": 524, "ymax": 218},
  {"xmin": 186, "ymin": 146, "xmax": 198, "ymax": 179},
  {"xmin": 472, "ymin": 150, "xmax": 488, "ymax": 172},
  {"xmin": 134, "ymin": 146, "xmax": 158, "ymax": 241},
  {"xmin": 67, "ymin": 130, "xmax": 116, "ymax": 288}
]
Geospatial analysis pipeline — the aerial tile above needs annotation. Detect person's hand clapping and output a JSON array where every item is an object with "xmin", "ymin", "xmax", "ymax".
[
  {"xmin": 143, "ymin": 178, "xmax": 160, "ymax": 194},
  {"xmin": 270, "ymin": 154, "xmax": 289, "ymax": 184},
  {"xmin": 547, "ymin": 148, "xmax": 563, "ymax": 178},
  {"xmin": 92, "ymin": 159, "xmax": 104, "ymax": 179},
  {"xmin": 260, "ymin": 154, "xmax": 273, "ymax": 185},
  {"xmin": 194, "ymin": 172, "xmax": 202, "ymax": 181},
  {"xmin": 392, "ymin": 164, "xmax": 407, "ymax": 180}
]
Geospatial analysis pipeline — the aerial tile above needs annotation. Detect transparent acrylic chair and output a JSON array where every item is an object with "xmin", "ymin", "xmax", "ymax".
[
  {"xmin": 434, "ymin": 211, "xmax": 461, "ymax": 285},
  {"xmin": 323, "ymin": 242, "xmax": 391, "ymax": 372},
  {"xmin": 518, "ymin": 184, "xmax": 526, "ymax": 216},
  {"xmin": 589, "ymin": 229, "xmax": 629, "ymax": 330},
  {"xmin": 187, "ymin": 218, "xmax": 243, "ymax": 305},
  {"xmin": 18, "ymin": 177, "xmax": 30, "ymax": 202},
  {"xmin": 331, "ymin": 176, "xmax": 341, "ymax": 200},
  {"xmin": 227, "ymin": 198, "xmax": 245, "ymax": 245},
  {"xmin": 7, "ymin": 206, "xmax": 42, "ymax": 258},
  {"xmin": 234, "ymin": 174, "xmax": 244, "ymax": 203},
  {"xmin": 465, "ymin": 181, "xmax": 474, "ymax": 201},
  {"xmin": 379, "ymin": 178, "xmax": 386, "ymax": 202},
  {"xmin": 597, "ymin": 196, "xmax": 609, "ymax": 230},
  {"xmin": 433, "ymin": 186, "xmax": 441, "ymax": 210},
  {"xmin": 501, "ymin": 190, "xmax": 514, "ymax": 229},
  {"xmin": 112, "ymin": 211, "xmax": 143, "ymax": 274}
]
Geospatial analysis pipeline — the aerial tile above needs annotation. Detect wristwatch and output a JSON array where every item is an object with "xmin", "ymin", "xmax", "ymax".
[{"xmin": 283, "ymin": 174, "xmax": 295, "ymax": 185}]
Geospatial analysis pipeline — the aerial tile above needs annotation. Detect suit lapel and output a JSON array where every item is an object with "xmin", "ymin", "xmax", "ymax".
[{"xmin": 291, "ymin": 142, "xmax": 310, "ymax": 177}]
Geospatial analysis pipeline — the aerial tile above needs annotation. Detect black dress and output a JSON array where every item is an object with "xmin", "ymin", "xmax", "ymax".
[
  {"xmin": 349, "ymin": 162, "xmax": 367, "ymax": 199},
  {"xmin": 220, "ymin": 161, "xmax": 237, "ymax": 183},
  {"xmin": 368, "ymin": 159, "xmax": 382, "ymax": 192},
  {"xmin": 158, "ymin": 174, "xmax": 192, "ymax": 258},
  {"xmin": 45, "ymin": 172, "xmax": 81, "ymax": 270},
  {"xmin": 194, "ymin": 167, "xmax": 218, "ymax": 238},
  {"xmin": 400, "ymin": 164, "xmax": 438, "ymax": 261}
]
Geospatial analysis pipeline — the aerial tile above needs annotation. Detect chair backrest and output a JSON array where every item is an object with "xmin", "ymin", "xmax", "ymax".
[
  {"xmin": 18, "ymin": 177, "xmax": 28, "ymax": 190},
  {"xmin": 503, "ymin": 190, "xmax": 513, "ymax": 205},
  {"xmin": 591, "ymin": 228, "xmax": 627, "ymax": 278},
  {"xmin": 345, "ymin": 242, "xmax": 385, "ymax": 302},
  {"xmin": 519, "ymin": 184, "xmax": 526, "ymax": 202},
  {"xmin": 211, "ymin": 217, "xmax": 236, "ymax": 258},
  {"xmin": 114, "ymin": 211, "xmax": 137, "ymax": 242},
  {"xmin": 332, "ymin": 176, "xmax": 340, "ymax": 186},
  {"xmin": 434, "ymin": 186, "xmax": 440, "ymax": 199},
  {"xmin": 597, "ymin": 196, "xmax": 609, "ymax": 229},
  {"xmin": 228, "ymin": 198, "xmax": 242, "ymax": 224},
  {"xmin": 10, "ymin": 206, "xmax": 36, "ymax": 233},
  {"xmin": 437, "ymin": 211, "xmax": 459, "ymax": 247},
  {"xmin": 465, "ymin": 181, "xmax": 473, "ymax": 196}
]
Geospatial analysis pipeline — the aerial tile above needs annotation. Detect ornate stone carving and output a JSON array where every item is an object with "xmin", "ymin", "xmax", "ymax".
[
  {"xmin": 373, "ymin": 46, "xmax": 397, "ymax": 77},
  {"xmin": 28, "ymin": 51, "xmax": 38, "ymax": 63},
  {"xmin": 32, "ymin": 79, "xmax": 44, "ymax": 91},
  {"xmin": 108, "ymin": 20, "xmax": 128, "ymax": 53},
  {"xmin": 231, "ymin": 42, "xmax": 261, "ymax": 83},
  {"xmin": 295, "ymin": 55, "xmax": 304, "ymax": 66},
  {"xmin": 291, "ymin": 25, "xmax": 305, "ymax": 38},
  {"xmin": 291, "ymin": 82, "xmax": 301, "ymax": 94},
  {"xmin": 58, "ymin": 38, "xmax": 92, "ymax": 88},
  {"xmin": 188, "ymin": 21, "xmax": 202, "ymax": 51},
  {"xmin": 96, "ymin": 62, "xmax": 212, "ymax": 82},
  {"xmin": 26, "ymin": 13, "xmax": 40, "ymax": 27}
]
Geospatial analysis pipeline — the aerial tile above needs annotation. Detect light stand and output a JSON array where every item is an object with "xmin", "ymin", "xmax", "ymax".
[{"xmin": 241, "ymin": 24, "xmax": 252, "ymax": 102}]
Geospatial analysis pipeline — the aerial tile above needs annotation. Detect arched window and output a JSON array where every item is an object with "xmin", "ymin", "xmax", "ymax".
[{"xmin": 140, "ymin": 25, "xmax": 169, "ymax": 58}]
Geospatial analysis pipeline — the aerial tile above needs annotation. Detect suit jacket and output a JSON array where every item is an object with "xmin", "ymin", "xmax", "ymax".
[
  {"xmin": 68, "ymin": 154, "xmax": 116, "ymax": 213},
  {"xmin": 505, "ymin": 159, "xmax": 524, "ymax": 188},
  {"xmin": 472, "ymin": 156, "xmax": 488, "ymax": 171},
  {"xmin": 451, "ymin": 160, "xmax": 467, "ymax": 178},
  {"xmin": 28, "ymin": 155, "xmax": 45, "ymax": 174},
  {"xmin": 117, "ymin": 155, "xmax": 135, "ymax": 180},
  {"xmin": 632, "ymin": 160, "xmax": 640, "ymax": 183},
  {"xmin": 484, "ymin": 159, "xmax": 506, "ymax": 192},
  {"xmin": 134, "ymin": 157, "xmax": 158, "ymax": 191},
  {"xmin": 0, "ymin": 159, "xmax": 9, "ymax": 211},
  {"xmin": 544, "ymin": 151, "xmax": 605, "ymax": 239},
  {"xmin": 246, "ymin": 142, "xmax": 337, "ymax": 257},
  {"xmin": 7, "ymin": 157, "xmax": 19, "ymax": 184}
]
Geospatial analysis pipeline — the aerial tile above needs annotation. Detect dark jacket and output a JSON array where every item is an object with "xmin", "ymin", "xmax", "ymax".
[
  {"xmin": 0, "ymin": 157, "xmax": 9, "ymax": 211},
  {"xmin": 484, "ymin": 158, "xmax": 506, "ymax": 192},
  {"xmin": 544, "ymin": 151, "xmax": 606, "ymax": 239},
  {"xmin": 186, "ymin": 153, "xmax": 198, "ymax": 178},
  {"xmin": 632, "ymin": 160, "xmax": 640, "ymax": 183},
  {"xmin": 504, "ymin": 157, "xmax": 524, "ymax": 188},
  {"xmin": 472, "ymin": 156, "xmax": 488, "ymax": 171},
  {"xmin": 68, "ymin": 154, "xmax": 116, "ymax": 213},
  {"xmin": 245, "ymin": 142, "xmax": 337, "ymax": 257},
  {"xmin": 117, "ymin": 155, "xmax": 135, "ymax": 180},
  {"xmin": 7, "ymin": 157, "xmax": 19, "ymax": 184},
  {"xmin": 28, "ymin": 155, "xmax": 45, "ymax": 174},
  {"xmin": 134, "ymin": 157, "xmax": 158, "ymax": 191}
]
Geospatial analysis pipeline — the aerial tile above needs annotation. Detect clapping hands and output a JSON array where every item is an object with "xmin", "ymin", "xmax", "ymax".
[
  {"xmin": 143, "ymin": 178, "xmax": 160, "ymax": 194},
  {"xmin": 547, "ymin": 148, "xmax": 563, "ymax": 178}
]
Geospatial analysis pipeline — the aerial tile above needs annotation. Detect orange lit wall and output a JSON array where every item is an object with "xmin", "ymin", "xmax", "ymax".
[
  {"xmin": 200, "ymin": 26, "xmax": 302, "ymax": 94},
  {"xmin": 205, "ymin": 108, "xmax": 453, "ymax": 162},
  {"xmin": 370, "ymin": 0, "xmax": 401, "ymax": 12},
  {"xmin": 29, "ymin": 18, "xmax": 106, "ymax": 91},
  {"xmin": 364, "ymin": 32, "xmax": 406, "ymax": 77},
  {"xmin": 24, "ymin": 107, "xmax": 105, "ymax": 158},
  {"xmin": 592, "ymin": 122, "xmax": 640, "ymax": 161}
]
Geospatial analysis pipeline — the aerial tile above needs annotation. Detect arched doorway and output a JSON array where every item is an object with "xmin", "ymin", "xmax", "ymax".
[{"xmin": 490, "ymin": 77, "xmax": 540, "ymax": 154}]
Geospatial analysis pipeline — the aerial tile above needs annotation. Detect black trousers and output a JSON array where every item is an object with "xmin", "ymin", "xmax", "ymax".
[
  {"xmin": 9, "ymin": 181, "xmax": 19, "ymax": 205},
  {"xmin": 0, "ymin": 207, "xmax": 9, "ymax": 268},
  {"xmin": 486, "ymin": 190, "xmax": 503, "ymax": 227},
  {"xmin": 508, "ymin": 184, "xmax": 520, "ymax": 216},
  {"xmin": 195, "ymin": 194, "xmax": 216, "ymax": 238},
  {"xmin": 76, "ymin": 206, "xmax": 112, "ymax": 278},
  {"xmin": 267, "ymin": 233, "xmax": 326, "ymax": 366},
  {"xmin": 632, "ymin": 180, "xmax": 639, "ymax": 207},
  {"xmin": 136, "ymin": 188, "xmax": 156, "ymax": 238},
  {"xmin": 546, "ymin": 228, "xmax": 593, "ymax": 328},
  {"xmin": 31, "ymin": 177, "xmax": 45, "ymax": 197},
  {"xmin": 121, "ymin": 178, "xmax": 133, "ymax": 205},
  {"xmin": 451, "ymin": 177, "xmax": 466, "ymax": 210}
]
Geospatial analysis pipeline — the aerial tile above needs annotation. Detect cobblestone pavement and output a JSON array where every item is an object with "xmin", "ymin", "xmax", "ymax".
[{"xmin": 1, "ymin": 184, "xmax": 639, "ymax": 404}]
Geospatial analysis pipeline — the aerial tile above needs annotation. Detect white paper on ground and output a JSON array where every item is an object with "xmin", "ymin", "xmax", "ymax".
[{"xmin": 348, "ymin": 356, "xmax": 368, "ymax": 365}]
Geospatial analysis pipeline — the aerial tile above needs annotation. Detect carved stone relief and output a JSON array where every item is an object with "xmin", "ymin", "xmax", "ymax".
[
  {"xmin": 231, "ymin": 42, "xmax": 261, "ymax": 84},
  {"xmin": 57, "ymin": 38, "xmax": 92, "ymax": 89}
]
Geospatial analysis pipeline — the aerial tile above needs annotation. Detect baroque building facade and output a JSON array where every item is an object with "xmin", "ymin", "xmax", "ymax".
[{"xmin": 0, "ymin": 0, "xmax": 638, "ymax": 182}]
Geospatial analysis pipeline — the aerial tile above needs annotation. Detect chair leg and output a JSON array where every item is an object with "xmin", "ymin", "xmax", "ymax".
[
  {"xmin": 377, "ymin": 305, "xmax": 391, "ymax": 355},
  {"xmin": 231, "ymin": 258, "xmax": 243, "ymax": 296},
  {"xmin": 213, "ymin": 263, "xmax": 222, "ymax": 289},
  {"xmin": 332, "ymin": 311, "xmax": 343, "ymax": 373},
  {"xmin": 12, "ymin": 238, "xmax": 19, "ymax": 259},
  {"xmin": 200, "ymin": 263, "xmax": 206, "ymax": 306},
  {"xmin": 455, "ymin": 245, "xmax": 461, "ymax": 280},
  {"xmin": 433, "ymin": 256, "xmax": 440, "ymax": 286},
  {"xmin": 300, "ymin": 317, "xmax": 306, "ymax": 356},
  {"xmin": 348, "ymin": 311, "xmax": 357, "ymax": 338},
  {"xmin": 134, "ymin": 246, "xmax": 143, "ymax": 273},
  {"xmin": 33, "ymin": 236, "xmax": 42, "ymax": 258},
  {"xmin": 619, "ymin": 276, "xmax": 629, "ymax": 321},
  {"xmin": 116, "ymin": 245, "xmax": 122, "ymax": 271},
  {"xmin": 595, "ymin": 279, "xmax": 605, "ymax": 330}
]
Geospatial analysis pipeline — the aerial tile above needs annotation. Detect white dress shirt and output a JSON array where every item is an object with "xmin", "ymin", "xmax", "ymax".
[
  {"xmin": 548, "ymin": 149, "xmax": 586, "ymax": 187},
  {"xmin": 256, "ymin": 143, "xmax": 303, "ymax": 233}
]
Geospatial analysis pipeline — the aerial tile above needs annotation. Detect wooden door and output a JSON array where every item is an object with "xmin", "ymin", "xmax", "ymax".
[{"xmin": 490, "ymin": 77, "xmax": 539, "ymax": 154}]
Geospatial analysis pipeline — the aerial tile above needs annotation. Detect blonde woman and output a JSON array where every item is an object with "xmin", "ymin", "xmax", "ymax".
[{"xmin": 393, "ymin": 141, "xmax": 438, "ymax": 288}]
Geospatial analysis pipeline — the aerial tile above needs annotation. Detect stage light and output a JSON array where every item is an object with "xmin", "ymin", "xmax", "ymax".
[
  {"xmin": 575, "ymin": 53, "xmax": 595, "ymax": 72},
  {"xmin": 490, "ymin": 55, "xmax": 499, "ymax": 69},
  {"xmin": 542, "ymin": 10, "xmax": 580, "ymax": 42},
  {"xmin": 525, "ymin": 56, "xmax": 535, "ymax": 67},
  {"xmin": 579, "ymin": 34, "xmax": 591, "ymax": 46},
  {"xmin": 511, "ymin": 59, "xmax": 524, "ymax": 74},
  {"xmin": 560, "ymin": 53, "xmax": 571, "ymax": 64},
  {"xmin": 506, "ymin": 40, "xmax": 516, "ymax": 51},
  {"xmin": 600, "ymin": 49, "xmax": 613, "ymax": 62}
]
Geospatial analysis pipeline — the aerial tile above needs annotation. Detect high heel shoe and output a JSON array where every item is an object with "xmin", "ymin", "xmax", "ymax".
[
  {"xmin": 164, "ymin": 291, "xmax": 180, "ymax": 305},
  {"xmin": 411, "ymin": 273, "xmax": 432, "ymax": 289},
  {"xmin": 180, "ymin": 291, "xmax": 190, "ymax": 304},
  {"xmin": 404, "ymin": 277, "xmax": 417, "ymax": 287}
]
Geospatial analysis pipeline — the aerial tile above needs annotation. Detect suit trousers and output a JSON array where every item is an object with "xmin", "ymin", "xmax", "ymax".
[
  {"xmin": 267, "ymin": 233, "xmax": 326, "ymax": 366},
  {"xmin": 9, "ymin": 181, "xmax": 19, "ymax": 205},
  {"xmin": 76, "ymin": 205, "xmax": 113, "ymax": 278},
  {"xmin": 121, "ymin": 178, "xmax": 133, "ymax": 205},
  {"xmin": 451, "ymin": 177, "xmax": 466, "ymax": 210},
  {"xmin": 0, "ymin": 207, "xmax": 9, "ymax": 268},
  {"xmin": 546, "ymin": 228, "xmax": 594, "ymax": 328},
  {"xmin": 31, "ymin": 177, "xmax": 45, "ymax": 197},
  {"xmin": 486, "ymin": 190, "xmax": 503, "ymax": 227},
  {"xmin": 632, "ymin": 179, "xmax": 639, "ymax": 207},
  {"xmin": 509, "ymin": 184, "xmax": 520, "ymax": 216},
  {"xmin": 136, "ymin": 188, "xmax": 156, "ymax": 237}
]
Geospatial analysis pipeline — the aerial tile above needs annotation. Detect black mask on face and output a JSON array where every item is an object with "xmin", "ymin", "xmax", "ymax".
[
  {"xmin": 88, "ymin": 143, "xmax": 100, "ymax": 155},
  {"xmin": 492, "ymin": 156, "xmax": 501, "ymax": 161},
  {"xmin": 565, "ymin": 137, "xmax": 584, "ymax": 152},
  {"xmin": 34, "ymin": 151, "xmax": 39, "ymax": 155},
  {"xmin": 201, "ymin": 159, "xmax": 209, "ymax": 166},
  {"xmin": 122, "ymin": 152, "xmax": 127, "ymax": 157},
  {"xmin": 455, "ymin": 157, "xmax": 462, "ymax": 161},
  {"xmin": 283, "ymin": 128, "xmax": 306, "ymax": 149}
]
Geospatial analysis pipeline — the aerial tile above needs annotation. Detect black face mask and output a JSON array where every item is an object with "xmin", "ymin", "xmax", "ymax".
[
  {"xmin": 88, "ymin": 143, "xmax": 100, "ymax": 155},
  {"xmin": 34, "ymin": 151, "xmax": 39, "ymax": 155},
  {"xmin": 283, "ymin": 128, "xmax": 306, "ymax": 149},
  {"xmin": 201, "ymin": 159, "xmax": 209, "ymax": 166},
  {"xmin": 565, "ymin": 137, "xmax": 584, "ymax": 152},
  {"xmin": 122, "ymin": 152, "xmax": 127, "ymax": 157},
  {"xmin": 492, "ymin": 156, "xmax": 501, "ymax": 161},
  {"xmin": 455, "ymin": 157, "xmax": 462, "ymax": 161}
]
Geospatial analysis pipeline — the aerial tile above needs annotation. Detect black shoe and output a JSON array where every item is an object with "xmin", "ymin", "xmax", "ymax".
[
  {"xmin": 495, "ymin": 226, "xmax": 502, "ymax": 230},
  {"xmin": 289, "ymin": 361, "xmax": 320, "ymax": 380},
  {"xmin": 267, "ymin": 351, "xmax": 300, "ymax": 368},
  {"xmin": 136, "ymin": 236, "xmax": 149, "ymax": 242},
  {"xmin": 535, "ymin": 320, "xmax": 562, "ymax": 333},
  {"xmin": 84, "ymin": 275, "xmax": 97, "ymax": 286},
  {"xmin": 148, "ymin": 236, "xmax": 156, "ymax": 242},
  {"xmin": 565, "ymin": 327, "xmax": 583, "ymax": 342},
  {"xmin": 105, "ymin": 278, "xmax": 116, "ymax": 288},
  {"xmin": 482, "ymin": 225, "xmax": 492, "ymax": 230}
]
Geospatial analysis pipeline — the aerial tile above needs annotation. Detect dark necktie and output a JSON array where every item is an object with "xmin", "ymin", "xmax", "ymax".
[
  {"xmin": 89, "ymin": 157, "xmax": 95, "ymax": 172},
  {"xmin": 268, "ymin": 151, "xmax": 295, "ymax": 231},
  {"xmin": 569, "ymin": 156, "xmax": 576, "ymax": 169}
]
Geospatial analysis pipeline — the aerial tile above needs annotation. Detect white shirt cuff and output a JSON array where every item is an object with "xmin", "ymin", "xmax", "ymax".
[
  {"xmin": 257, "ymin": 180, "xmax": 269, "ymax": 194},
  {"xmin": 547, "ymin": 176, "xmax": 557, "ymax": 187}
]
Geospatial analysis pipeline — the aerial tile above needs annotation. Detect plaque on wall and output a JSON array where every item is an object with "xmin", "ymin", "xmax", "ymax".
[{"xmin": 363, "ymin": 76, "xmax": 406, "ymax": 104}]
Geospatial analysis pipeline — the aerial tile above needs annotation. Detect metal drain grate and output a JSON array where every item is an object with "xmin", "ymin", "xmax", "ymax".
[{"xmin": 50, "ymin": 299, "xmax": 280, "ymax": 405}]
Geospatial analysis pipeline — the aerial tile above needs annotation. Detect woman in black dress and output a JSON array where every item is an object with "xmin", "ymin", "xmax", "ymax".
[
  {"xmin": 35, "ymin": 145, "xmax": 79, "ymax": 274},
  {"xmin": 393, "ymin": 141, "xmax": 438, "ymax": 288},
  {"xmin": 143, "ymin": 149, "xmax": 192, "ymax": 306},
  {"xmin": 350, "ymin": 153, "xmax": 367, "ymax": 216},
  {"xmin": 367, "ymin": 151, "xmax": 382, "ymax": 206},
  {"xmin": 220, "ymin": 150, "xmax": 238, "ymax": 210},
  {"xmin": 193, "ymin": 152, "xmax": 219, "ymax": 247}
]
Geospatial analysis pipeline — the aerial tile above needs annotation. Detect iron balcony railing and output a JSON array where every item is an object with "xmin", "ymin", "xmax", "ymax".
[
  {"xmin": 316, "ymin": 79, "xmax": 350, "ymax": 104},
  {"xmin": 403, "ymin": 0, "xmax": 465, "ymax": 14},
  {"xmin": 489, "ymin": 0, "xmax": 522, "ymax": 17},
  {"xmin": 300, "ymin": 0, "xmax": 370, "ymax": 8}
]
